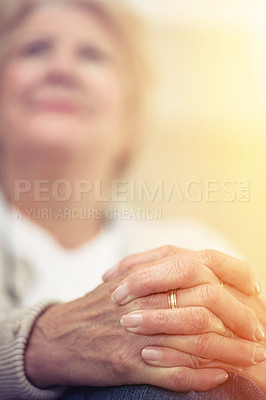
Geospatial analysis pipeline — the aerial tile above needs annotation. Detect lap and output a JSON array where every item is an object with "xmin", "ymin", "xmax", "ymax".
[{"xmin": 62, "ymin": 374, "xmax": 265, "ymax": 400}]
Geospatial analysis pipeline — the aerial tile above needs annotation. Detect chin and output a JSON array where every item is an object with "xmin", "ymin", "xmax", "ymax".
[
  {"xmin": 24, "ymin": 118, "xmax": 87, "ymax": 150},
  {"xmin": 13, "ymin": 125, "xmax": 79, "ymax": 168}
]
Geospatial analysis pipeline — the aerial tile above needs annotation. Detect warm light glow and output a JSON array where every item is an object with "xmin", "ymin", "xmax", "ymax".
[{"xmin": 125, "ymin": 0, "xmax": 266, "ymax": 283}]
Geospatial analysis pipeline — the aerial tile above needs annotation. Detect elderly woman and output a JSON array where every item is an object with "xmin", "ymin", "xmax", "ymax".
[{"xmin": 0, "ymin": 0, "xmax": 266, "ymax": 399}]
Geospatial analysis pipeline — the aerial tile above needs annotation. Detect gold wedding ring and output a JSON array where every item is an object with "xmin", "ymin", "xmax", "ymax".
[{"xmin": 168, "ymin": 289, "xmax": 178, "ymax": 309}]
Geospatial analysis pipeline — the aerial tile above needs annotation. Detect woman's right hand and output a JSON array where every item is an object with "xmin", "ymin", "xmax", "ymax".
[{"xmin": 24, "ymin": 273, "xmax": 264, "ymax": 393}]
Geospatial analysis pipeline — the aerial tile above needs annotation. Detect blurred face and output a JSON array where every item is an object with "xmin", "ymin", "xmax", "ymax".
[{"xmin": 0, "ymin": 2, "xmax": 131, "ymax": 177}]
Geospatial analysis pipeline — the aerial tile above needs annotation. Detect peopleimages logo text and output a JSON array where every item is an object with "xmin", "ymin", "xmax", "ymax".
[{"xmin": 14, "ymin": 179, "xmax": 250, "ymax": 203}]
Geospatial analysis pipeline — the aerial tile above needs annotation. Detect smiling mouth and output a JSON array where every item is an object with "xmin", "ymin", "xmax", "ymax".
[{"xmin": 32, "ymin": 99, "xmax": 82, "ymax": 114}]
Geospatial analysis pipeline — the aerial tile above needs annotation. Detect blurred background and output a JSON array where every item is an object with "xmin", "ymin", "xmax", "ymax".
[{"xmin": 124, "ymin": 0, "xmax": 266, "ymax": 281}]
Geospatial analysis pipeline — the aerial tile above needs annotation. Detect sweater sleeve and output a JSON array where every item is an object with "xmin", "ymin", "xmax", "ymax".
[{"xmin": 0, "ymin": 300, "xmax": 67, "ymax": 400}]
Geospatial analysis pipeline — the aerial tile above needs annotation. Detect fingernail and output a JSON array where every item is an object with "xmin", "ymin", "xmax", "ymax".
[
  {"xmin": 120, "ymin": 313, "xmax": 142, "ymax": 328},
  {"xmin": 142, "ymin": 348, "xmax": 162, "ymax": 362},
  {"xmin": 111, "ymin": 282, "xmax": 129, "ymax": 304},
  {"xmin": 102, "ymin": 264, "xmax": 118, "ymax": 281},
  {"xmin": 256, "ymin": 325, "xmax": 265, "ymax": 341},
  {"xmin": 255, "ymin": 279, "xmax": 262, "ymax": 295},
  {"xmin": 254, "ymin": 347, "xmax": 266, "ymax": 363},
  {"xmin": 215, "ymin": 372, "xmax": 228, "ymax": 385}
]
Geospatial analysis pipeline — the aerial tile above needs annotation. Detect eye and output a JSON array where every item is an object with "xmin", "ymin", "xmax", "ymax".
[
  {"xmin": 21, "ymin": 40, "xmax": 51, "ymax": 57},
  {"xmin": 78, "ymin": 45, "xmax": 107, "ymax": 63}
]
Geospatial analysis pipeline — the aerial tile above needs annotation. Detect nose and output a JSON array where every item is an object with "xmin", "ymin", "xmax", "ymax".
[
  {"xmin": 44, "ymin": 50, "xmax": 79, "ymax": 89},
  {"xmin": 45, "ymin": 70, "xmax": 76, "ymax": 88}
]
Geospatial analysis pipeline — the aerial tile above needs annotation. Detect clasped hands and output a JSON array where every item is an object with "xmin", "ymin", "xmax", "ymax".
[
  {"xmin": 25, "ymin": 245, "xmax": 266, "ymax": 394},
  {"xmin": 103, "ymin": 245, "xmax": 266, "ymax": 392}
]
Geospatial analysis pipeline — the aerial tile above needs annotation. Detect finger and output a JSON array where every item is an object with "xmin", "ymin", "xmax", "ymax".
[
  {"xmin": 104, "ymin": 246, "xmax": 262, "ymax": 297},
  {"xmin": 129, "ymin": 286, "xmax": 264, "ymax": 342},
  {"xmin": 142, "ymin": 346, "xmax": 244, "ymax": 378},
  {"xmin": 102, "ymin": 245, "xmax": 187, "ymax": 282},
  {"xmin": 111, "ymin": 256, "xmax": 218, "ymax": 305},
  {"xmin": 131, "ymin": 292, "xmax": 169, "ymax": 310},
  {"xmin": 224, "ymin": 283, "xmax": 265, "ymax": 308},
  {"xmin": 158, "ymin": 333, "xmax": 266, "ymax": 367},
  {"xmin": 142, "ymin": 346, "xmax": 237, "ymax": 372},
  {"xmin": 120, "ymin": 307, "xmax": 229, "ymax": 336},
  {"xmin": 175, "ymin": 284, "xmax": 264, "ymax": 342},
  {"xmin": 199, "ymin": 249, "xmax": 261, "ymax": 296},
  {"xmin": 142, "ymin": 365, "xmax": 229, "ymax": 392}
]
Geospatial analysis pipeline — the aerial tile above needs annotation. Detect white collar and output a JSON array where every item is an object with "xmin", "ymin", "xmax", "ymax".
[{"xmin": 0, "ymin": 189, "xmax": 128, "ymax": 264}]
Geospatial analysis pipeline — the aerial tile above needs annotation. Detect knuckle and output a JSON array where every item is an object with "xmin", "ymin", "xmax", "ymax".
[
  {"xmin": 171, "ymin": 256, "xmax": 194, "ymax": 282},
  {"xmin": 132, "ymin": 297, "xmax": 148, "ymax": 310},
  {"xmin": 238, "ymin": 342, "xmax": 254, "ymax": 361},
  {"xmin": 170, "ymin": 368, "xmax": 190, "ymax": 390},
  {"xmin": 203, "ymin": 248, "xmax": 220, "ymax": 265},
  {"xmin": 133, "ymin": 293, "xmax": 165, "ymax": 310},
  {"xmin": 183, "ymin": 257, "xmax": 197, "ymax": 278},
  {"xmin": 159, "ymin": 245, "xmax": 175, "ymax": 257},
  {"xmin": 116, "ymin": 348, "xmax": 128, "ymax": 367},
  {"xmin": 134, "ymin": 268, "xmax": 151, "ymax": 289},
  {"xmin": 189, "ymin": 354, "xmax": 210, "ymax": 369},
  {"xmin": 132, "ymin": 295, "xmax": 153, "ymax": 310},
  {"xmin": 190, "ymin": 308, "xmax": 211, "ymax": 332},
  {"xmin": 224, "ymin": 327, "xmax": 235, "ymax": 337},
  {"xmin": 196, "ymin": 333, "xmax": 213, "ymax": 355},
  {"xmin": 201, "ymin": 284, "xmax": 221, "ymax": 306},
  {"xmin": 154, "ymin": 310, "xmax": 168, "ymax": 328},
  {"xmin": 113, "ymin": 347, "xmax": 135, "ymax": 377},
  {"xmin": 172, "ymin": 256, "xmax": 184, "ymax": 277},
  {"xmin": 139, "ymin": 269, "xmax": 155, "ymax": 293}
]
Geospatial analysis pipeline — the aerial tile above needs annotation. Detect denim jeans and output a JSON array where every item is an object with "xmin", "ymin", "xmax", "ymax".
[{"xmin": 63, "ymin": 374, "xmax": 266, "ymax": 400}]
